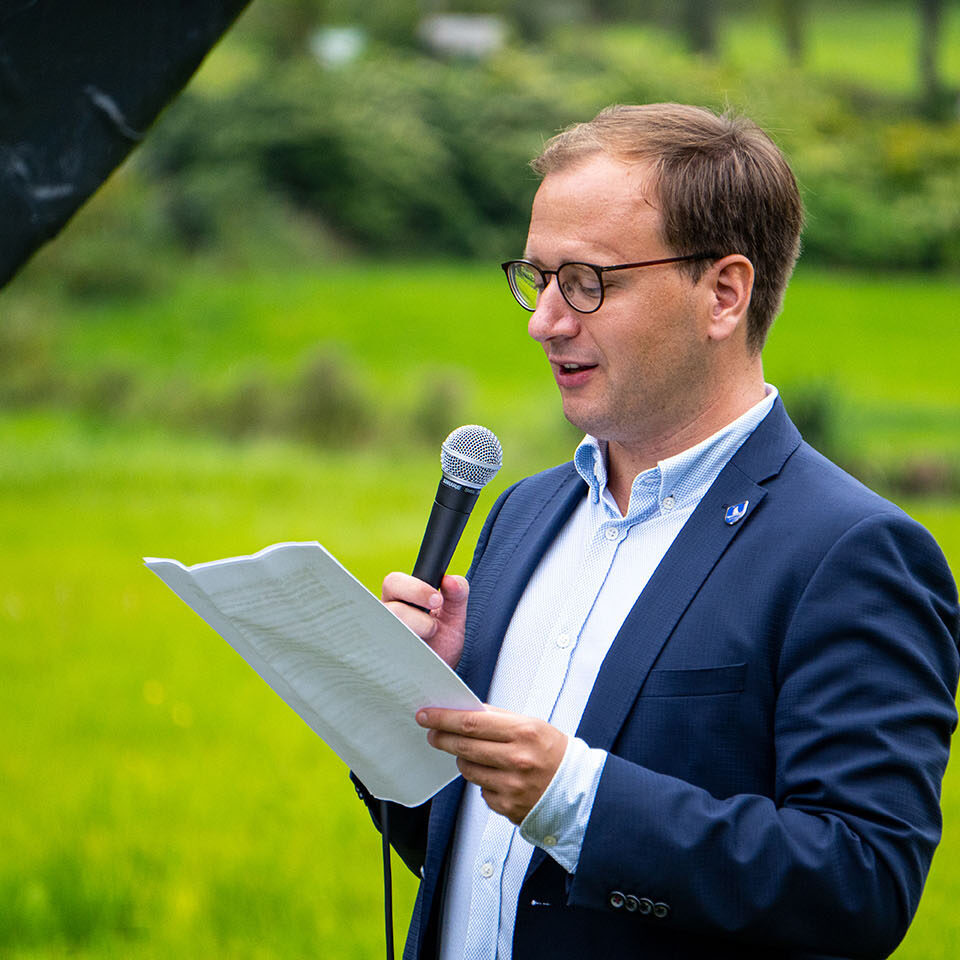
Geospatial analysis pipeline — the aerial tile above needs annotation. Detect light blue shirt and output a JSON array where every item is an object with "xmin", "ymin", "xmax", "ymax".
[{"xmin": 439, "ymin": 387, "xmax": 778, "ymax": 960}]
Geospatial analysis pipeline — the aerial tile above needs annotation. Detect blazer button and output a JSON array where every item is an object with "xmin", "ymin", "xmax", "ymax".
[
  {"xmin": 637, "ymin": 897, "xmax": 654, "ymax": 916},
  {"xmin": 624, "ymin": 895, "xmax": 640, "ymax": 913},
  {"xmin": 608, "ymin": 890, "xmax": 626, "ymax": 910},
  {"xmin": 653, "ymin": 901, "xmax": 671, "ymax": 919}
]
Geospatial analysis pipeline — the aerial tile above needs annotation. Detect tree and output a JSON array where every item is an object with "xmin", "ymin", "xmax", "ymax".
[
  {"xmin": 681, "ymin": 0, "xmax": 718, "ymax": 57},
  {"xmin": 918, "ymin": 0, "xmax": 947, "ymax": 117},
  {"xmin": 778, "ymin": 0, "xmax": 806, "ymax": 65}
]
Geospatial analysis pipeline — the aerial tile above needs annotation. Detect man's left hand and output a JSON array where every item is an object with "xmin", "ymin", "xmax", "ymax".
[{"xmin": 417, "ymin": 706, "xmax": 568, "ymax": 824}]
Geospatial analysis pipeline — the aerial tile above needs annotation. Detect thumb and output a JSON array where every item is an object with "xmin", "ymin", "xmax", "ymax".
[{"xmin": 439, "ymin": 574, "xmax": 469, "ymax": 612}]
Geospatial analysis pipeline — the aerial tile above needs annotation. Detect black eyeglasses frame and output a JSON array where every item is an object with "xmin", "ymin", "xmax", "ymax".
[{"xmin": 501, "ymin": 252, "xmax": 720, "ymax": 314}]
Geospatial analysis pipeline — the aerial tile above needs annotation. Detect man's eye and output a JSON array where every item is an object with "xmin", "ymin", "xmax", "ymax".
[
  {"xmin": 569, "ymin": 277, "xmax": 600, "ymax": 297},
  {"xmin": 562, "ymin": 269, "xmax": 599, "ymax": 294}
]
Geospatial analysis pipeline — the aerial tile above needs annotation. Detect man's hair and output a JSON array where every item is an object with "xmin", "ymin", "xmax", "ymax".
[{"xmin": 531, "ymin": 103, "xmax": 804, "ymax": 352}]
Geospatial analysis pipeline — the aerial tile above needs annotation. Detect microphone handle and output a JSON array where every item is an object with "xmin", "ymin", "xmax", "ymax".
[{"xmin": 412, "ymin": 477, "xmax": 480, "ymax": 588}]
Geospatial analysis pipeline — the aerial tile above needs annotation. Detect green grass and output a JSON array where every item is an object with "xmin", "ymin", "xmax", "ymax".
[
  {"xmin": 2, "ymin": 257, "xmax": 959, "ymax": 957},
  {"xmin": 0, "ymin": 417, "xmax": 429, "ymax": 959},
  {"xmin": 0, "ymin": 411, "xmax": 958, "ymax": 958},
  {"xmin": 7, "ymin": 260, "xmax": 959, "ymax": 468},
  {"xmin": 26, "ymin": 262, "xmax": 960, "ymax": 405}
]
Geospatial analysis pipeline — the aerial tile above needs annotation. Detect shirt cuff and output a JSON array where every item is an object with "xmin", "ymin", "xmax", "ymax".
[{"xmin": 518, "ymin": 735, "xmax": 607, "ymax": 873}]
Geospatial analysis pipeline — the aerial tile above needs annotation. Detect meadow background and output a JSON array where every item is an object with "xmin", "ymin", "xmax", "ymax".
[{"xmin": 1, "ymin": 0, "xmax": 959, "ymax": 957}]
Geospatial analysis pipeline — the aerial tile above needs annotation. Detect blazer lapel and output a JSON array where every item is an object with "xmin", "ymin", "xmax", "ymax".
[
  {"xmin": 574, "ymin": 467, "xmax": 766, "ymax": 749},
  {"xmin": 577, "ymin": 399, "xmax": 800, "ymax": 750}
]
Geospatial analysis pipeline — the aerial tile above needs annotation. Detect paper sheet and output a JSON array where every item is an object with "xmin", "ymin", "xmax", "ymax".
[{"xmin": 145, "ymin": 541, "xmax": 481, "ymax": 806}]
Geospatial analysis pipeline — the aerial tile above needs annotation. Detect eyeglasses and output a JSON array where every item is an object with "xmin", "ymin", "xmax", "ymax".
[{"xmin": 501, "ymin": 253, "xmax": 718, "ymax": 314}]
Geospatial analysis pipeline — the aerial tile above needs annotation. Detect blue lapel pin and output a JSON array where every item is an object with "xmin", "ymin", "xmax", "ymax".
[{"xmin": 724, "ymin": 500, "xmax": 750, "ymax": 525}]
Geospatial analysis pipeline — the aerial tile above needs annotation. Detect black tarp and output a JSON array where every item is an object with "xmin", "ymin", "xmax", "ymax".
[{"xmin": 0, "ymin": 0, "xmax": 251, "ymax": 288}]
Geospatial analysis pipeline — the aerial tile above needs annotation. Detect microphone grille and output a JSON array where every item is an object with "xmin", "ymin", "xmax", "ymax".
[{"xmin": 441, "ymin": 424, "xmax": 503, "ymax": 489}]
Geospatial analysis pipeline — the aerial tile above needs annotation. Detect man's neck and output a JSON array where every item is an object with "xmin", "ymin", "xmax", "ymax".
[{"xmin": 604, "ymin": 379, "xmax": 768, "ymax": 514}]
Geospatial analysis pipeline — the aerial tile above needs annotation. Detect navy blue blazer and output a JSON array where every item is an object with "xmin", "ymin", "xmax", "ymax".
[{"xmin": 359, "ymin": 400, "xmax": 960, "ymax": 960}]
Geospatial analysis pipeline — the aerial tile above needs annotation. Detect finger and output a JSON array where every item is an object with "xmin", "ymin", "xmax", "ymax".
[
  {"xmin": 438, "ymin": 574, "xmax": 469, "ymax": 612},
  {"xmin": 427, "ymin": 729, "xmax": 515, "ymax": 768},
  {"xmin": 459, "ymin": 764, "xmax": 532, "ymax": 824},
  {"xmin": 382, "ymin": 571, "xmax": 443, "ymax": 609},
  {"xmin": 384, "ymin": 600, "xmax": 439, "ymax": 640},
  {"xmin": 457, "ymin": 757, "xmax": 506, "ymax": 788},
  {"xmin": 416, "ymin": 707, "xmax": 514, "ymax": 742}
]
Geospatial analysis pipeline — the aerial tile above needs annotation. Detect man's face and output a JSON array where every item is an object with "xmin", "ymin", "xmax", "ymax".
[{"xmin": 524, "ymin": 153, "xmax": 714, "ymax": 452}]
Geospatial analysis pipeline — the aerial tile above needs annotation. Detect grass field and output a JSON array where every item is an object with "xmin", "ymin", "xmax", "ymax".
[
  {"xmin": 8, "ymin": 261, "xmax": 960, "ymax": 469},
  {"xmin": 1, "ymin": 260, "xmax": 959, "ymax": 958}
]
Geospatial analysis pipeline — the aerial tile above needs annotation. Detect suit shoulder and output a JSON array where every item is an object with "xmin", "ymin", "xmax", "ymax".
[
  {"xmin": 509, "ymin": 460, "xmax": 579, "ymax": 497},
  {"xmin": 766, "ymin": 442, "xmax": 956, "ymax": 603},
  {"xmin": 777, "ymin": 441, "xmax": 910, "ymax": 525}
]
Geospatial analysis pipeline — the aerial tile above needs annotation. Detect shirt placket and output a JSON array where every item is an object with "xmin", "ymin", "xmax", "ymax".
[{"xmin": 470, "ymin": 511, "xmax": 631, "ymax": 960}]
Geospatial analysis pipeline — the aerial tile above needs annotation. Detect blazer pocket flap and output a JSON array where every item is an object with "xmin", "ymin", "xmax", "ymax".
[{"xmin": 642, "ymin": 662, "xmax": 747, "ymax": 697}]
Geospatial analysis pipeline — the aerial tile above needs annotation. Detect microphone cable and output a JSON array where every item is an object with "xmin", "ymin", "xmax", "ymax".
[{"xmin": 381, "ymin": 800, "xmax": 394, "ymax": 960}]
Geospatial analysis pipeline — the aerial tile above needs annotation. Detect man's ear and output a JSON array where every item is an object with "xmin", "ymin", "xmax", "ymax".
[{"xmin": 706, "ymin": 255, "xmax": 754, "ymax": 343}]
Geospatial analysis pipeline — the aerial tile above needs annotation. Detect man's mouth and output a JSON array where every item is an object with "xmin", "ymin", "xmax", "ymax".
[{"xmin": 556, "ymin": 361, "xmax": 597, "ymax": 372}]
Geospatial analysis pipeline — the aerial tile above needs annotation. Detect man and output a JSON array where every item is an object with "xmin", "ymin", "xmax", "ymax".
[{"xmin": 362, "ymin": 103, "xmax": 960, "ymax": 959}]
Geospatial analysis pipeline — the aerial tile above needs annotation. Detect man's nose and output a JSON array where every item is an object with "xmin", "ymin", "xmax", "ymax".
[{"xmin": 527, "ymin": 276, "xmax": 580, "ymax": 343}]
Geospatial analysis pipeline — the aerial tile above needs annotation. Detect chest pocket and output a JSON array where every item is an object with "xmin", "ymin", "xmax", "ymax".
[{"xmin": 642, "ymin": 662, "xmax": 747, "ymax": 698}]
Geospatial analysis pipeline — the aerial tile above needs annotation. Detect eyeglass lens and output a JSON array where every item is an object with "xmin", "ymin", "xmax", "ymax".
[{"xmin": 508, "ymin": 262, "xmax": 603, "ymax": 312}]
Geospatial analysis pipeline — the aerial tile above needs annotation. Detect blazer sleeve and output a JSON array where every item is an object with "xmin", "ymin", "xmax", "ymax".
[{"xmin": 567, "ymin": 510, "xmax": 960, "ymax": 958}]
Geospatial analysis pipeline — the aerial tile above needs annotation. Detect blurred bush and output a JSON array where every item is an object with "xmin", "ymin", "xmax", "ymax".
[{"xmin": 125, "ymin": 23, "xmax": 958, "ymax": 272}]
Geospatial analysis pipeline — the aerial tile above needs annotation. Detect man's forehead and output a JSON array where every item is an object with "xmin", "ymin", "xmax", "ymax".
[
  {"xmin": 542, "ymin": 152, "xmax": 660, "ymax": 206},
  {"xmin": 524, "ymin": 154, "xmax": 663, "ymax": 260}
]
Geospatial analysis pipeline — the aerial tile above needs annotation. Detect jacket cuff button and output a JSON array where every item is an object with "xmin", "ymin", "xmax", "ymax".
[
  {"xmin": 637, "ymin": 897, "xmax": 654, "ymax": 916},
  {"xmin": 624, "ymin": 895, "xmax": 640, "ymax": 913},
  {"xmin": 608, "ymin": 890, "xmax": 626, "ymax": 910},
  {"xmin": 653, "ymin": 901, "xmax": 671, "ymax": 919}
]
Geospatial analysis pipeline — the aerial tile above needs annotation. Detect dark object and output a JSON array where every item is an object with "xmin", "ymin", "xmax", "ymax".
[
  {"xmin": 502, "ymin": 253, "xmax": 718, "ymax": 314},
  {"xmin": 680, "ymin": 0, "xmax": 717, "ymax": 56},
  {"xmin": 918, "ymin": 0, "xmax": 952, "ymax": 119},
  {"xmin": 0, "ymin": 0, "xmax": 252, "ymax": 288},
  {"xmin": 412, "ymin": 478, "xmax": 484, "ymax": 589},
  {"xmin": 412, "ymin": 424, "xmax": 503, "ymax": 589},
  {"xmin": 380, "ymin": 800, "xmax": 394, "ymax": 960}
]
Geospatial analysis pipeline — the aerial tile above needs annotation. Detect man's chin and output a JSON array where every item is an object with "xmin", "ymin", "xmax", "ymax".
[{"xmin": 561, "ymin": 403, "xmax": 612, "ymax": 442}]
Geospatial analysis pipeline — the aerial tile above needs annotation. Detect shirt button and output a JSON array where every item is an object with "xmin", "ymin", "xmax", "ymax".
[
  {"xmin": 543, "ymin": 835, "xmax": 557, "ymax": 847},
  {"xmin": 604, "ymin": 527, "xmax": 620, "ymax": 541},
  {"xmin": 480, "ymin": 861, "xmax": 494, "ymax": 878},
  {"xmin": 555, "ymin": 633, "xmax": 571, "ymax": 649},
  {"xmin": 662, "ymin": 495, "xmax": 676, "ymax": 511}
]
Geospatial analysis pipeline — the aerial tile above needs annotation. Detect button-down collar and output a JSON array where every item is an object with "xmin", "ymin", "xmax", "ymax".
[{"xmin": 574, "ymin": 385, "xmax": 780, "ymax": 522}]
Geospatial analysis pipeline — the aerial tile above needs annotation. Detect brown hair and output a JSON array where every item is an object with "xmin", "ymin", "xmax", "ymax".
[{"xmin": 532, "ymin": 103, "xmax": 804, "ymax": 351}]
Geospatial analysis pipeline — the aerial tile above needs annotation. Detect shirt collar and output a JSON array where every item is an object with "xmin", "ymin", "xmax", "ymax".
[{"xmin": 573, "ymin": 385, "xmax": 779, "ymax": 519}]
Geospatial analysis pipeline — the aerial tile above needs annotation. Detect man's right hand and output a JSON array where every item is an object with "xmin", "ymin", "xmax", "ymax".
[{"xmin": 381, "ymin": 573, "xmax": 468, "ymax": 670}]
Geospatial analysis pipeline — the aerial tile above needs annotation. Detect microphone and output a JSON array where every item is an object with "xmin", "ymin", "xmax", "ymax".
[{"xmin": 412, "ymin": 424, "xmax": 503, "ymax": 588}]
